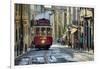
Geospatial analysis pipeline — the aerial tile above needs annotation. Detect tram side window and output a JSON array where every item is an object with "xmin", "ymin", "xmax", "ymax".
[
  {"xmin": 41, "ymin": 28, "xmax": 46, "ymax": 35},
  {"xmin": 47, "ymin": 28, "xmax": 51, "ymax": 35},
  {"xmin": 36, "ymin": 28, "xmax": 40, "ymax": 35}
]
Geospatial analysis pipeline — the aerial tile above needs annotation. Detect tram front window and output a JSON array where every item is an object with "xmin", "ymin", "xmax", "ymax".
[
  {"xmin": 47, "ymin": 28, "xmax": 51, "ymax": 35},
  {"xmin": 41, "ymin": 28, "xmax": 46, "ymax": 36},
  {"xmin": 36, "ymin": 28, "xmax": 40, "ymax": 35}
]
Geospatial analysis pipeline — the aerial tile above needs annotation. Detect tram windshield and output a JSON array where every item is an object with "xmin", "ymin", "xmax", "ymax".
[
  {"xmin": 35, "ymin": 27, "xmax": 52, "ymax": 36},
  {"xmin": 41, "ymin": 28, "xmax": 46, "ymax": 36},
  {"xmin": 36, "ymin": 28, "xmax": 40, "ymax": 35},
  {"xmin": 47, "ymin": 28, "xmax": 52, "ymax": 35}
]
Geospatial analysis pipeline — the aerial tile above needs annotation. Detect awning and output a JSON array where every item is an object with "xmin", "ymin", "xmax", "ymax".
[
  {"xmin": 71, "ymin": 28, "xmax": 77, "ymax": 34},
  {"xmin": 62, "ymin": 34, "xmax": 66, "ymax": 39}
]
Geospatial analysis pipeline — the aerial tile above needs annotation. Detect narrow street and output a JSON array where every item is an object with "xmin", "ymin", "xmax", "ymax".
[
  {"xmin": 14, "ymin": 4, "xmax": 94, "ymax": 65},
  {"xmin": 15, "ymin": 43, "xmax": 94, "ymax": 65}
]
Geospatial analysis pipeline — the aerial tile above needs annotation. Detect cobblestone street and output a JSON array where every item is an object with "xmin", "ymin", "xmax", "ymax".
[{"xmin": 15, "ymin": 44, "xmax": 94, "ymax": 65}]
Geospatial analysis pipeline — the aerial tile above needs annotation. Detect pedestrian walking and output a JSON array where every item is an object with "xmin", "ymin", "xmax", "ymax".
[
  {"xmin": 74, "ymin": 38, "xmax": 79, "ymax": 49},
  {"xmin": 25, "ymin": 44, "xmax": 27, "ymax": 52},
  {"xmin": 79, "ymin": 35, "xmax": 83, "ymax": 50}
]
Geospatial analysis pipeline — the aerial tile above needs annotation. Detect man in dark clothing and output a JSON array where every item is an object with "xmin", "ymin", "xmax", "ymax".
[{"xmin": 79, "ymin": 35, "xmax": 83, "ymax": 50}]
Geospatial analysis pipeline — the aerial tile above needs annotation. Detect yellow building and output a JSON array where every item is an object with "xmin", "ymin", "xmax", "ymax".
[{"xmin": 15, "ymin": 4, "xmax": 31, "ymax": 58}]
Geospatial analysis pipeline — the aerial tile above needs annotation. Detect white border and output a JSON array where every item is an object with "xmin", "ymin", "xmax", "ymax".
[
  {"xmin": 13, "ymin": 0, "xmax": 95, "ymax": 8},
  {"xmin": 11, "ymin": 0, "xmax": 14, "ymax": 69},
  {"xmin": 10, "ymin": 0, "xmax": 97, "ymax": 69}
]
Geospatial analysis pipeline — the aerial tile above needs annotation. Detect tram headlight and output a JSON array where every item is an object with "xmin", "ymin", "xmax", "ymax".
[{"xmin": 41, "ymin": 40, "xmax": 45, "ymax": 44}]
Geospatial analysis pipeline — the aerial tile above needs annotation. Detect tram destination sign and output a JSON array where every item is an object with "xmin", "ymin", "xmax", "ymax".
[{"xmin": 34, "ymin": 18, "xmax": 50, "ymax": 26}]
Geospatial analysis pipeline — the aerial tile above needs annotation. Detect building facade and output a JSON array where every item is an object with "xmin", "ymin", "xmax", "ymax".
[
  {"xmin": 51, "ymin": 6, "xmax": 94, "ymax": 50},
  {"xmin": 15, "ymin": 4, "xmax": 31, "ymax": 58},
  {"xmin": 80, "ymin": 8, "xmax": 94, "ymax": 50}
]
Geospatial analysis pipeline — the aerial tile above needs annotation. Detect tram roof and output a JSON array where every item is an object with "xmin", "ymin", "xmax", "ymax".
[{"xmin": 32, "ymin": 26, "xmax": 52, "ymax": 27}]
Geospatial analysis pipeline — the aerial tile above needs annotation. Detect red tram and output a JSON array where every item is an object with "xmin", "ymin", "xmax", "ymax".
[{"xmin": 32, "ymin": 18, "xmax": 53, "ymax": 50}]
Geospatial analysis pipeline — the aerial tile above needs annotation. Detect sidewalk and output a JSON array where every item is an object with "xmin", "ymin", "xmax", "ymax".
[
  {"xmin": 73, "ymin": 48, "xmax": 94, "ymax": 54},
  {"xmin": 51, "ymin": 43, "xmax": 68, "ymax": 48},
  {"xmin": 73, "ymin": 49, "xmax": 94, "ymax": 61}
]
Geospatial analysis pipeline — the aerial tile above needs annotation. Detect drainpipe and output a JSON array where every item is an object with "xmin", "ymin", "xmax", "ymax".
[{"xmin": 20, "ymin": 4, "xmax": 24, "ymax": 55}]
